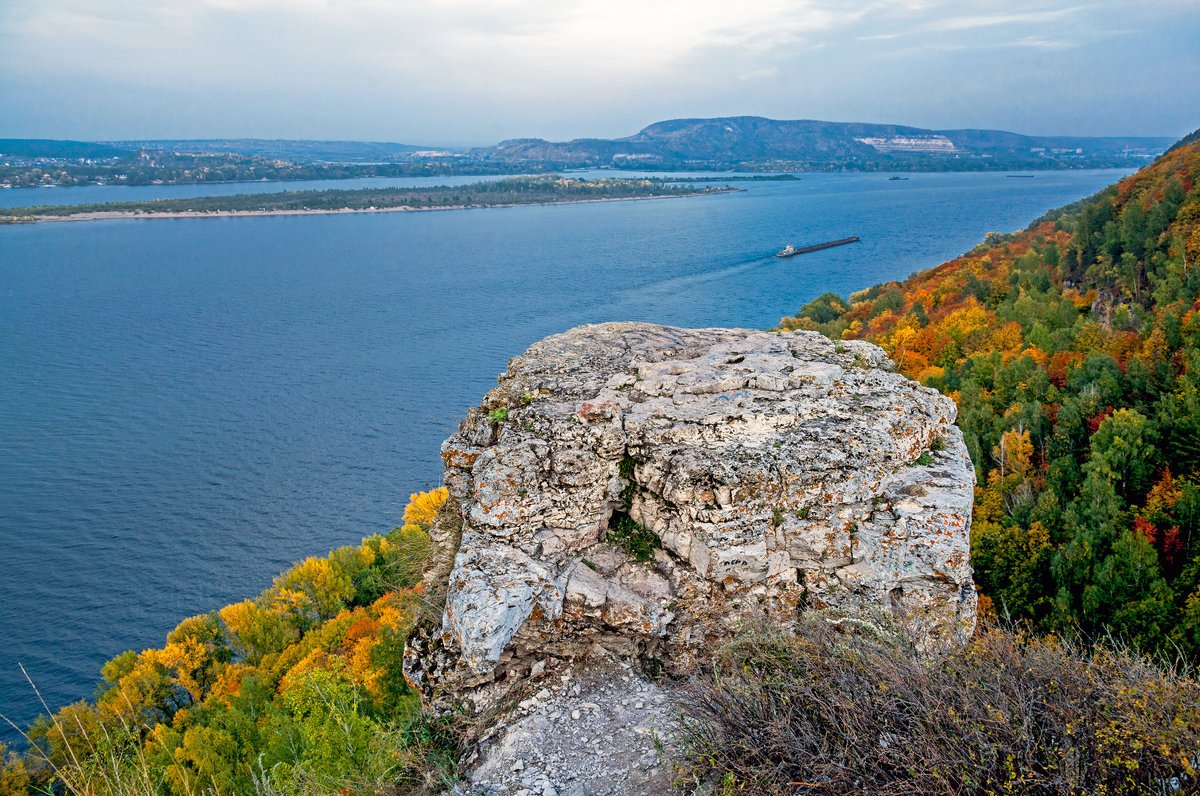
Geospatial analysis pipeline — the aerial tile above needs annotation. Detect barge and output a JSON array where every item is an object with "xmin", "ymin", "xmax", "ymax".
[{"xmin": 775, "ymin": 236, "xmax": 861, "ymax": 257}]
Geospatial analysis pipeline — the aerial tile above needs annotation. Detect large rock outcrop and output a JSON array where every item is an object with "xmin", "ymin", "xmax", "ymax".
[{"xmin": 406, "ymin": 323, "xmax": 975, "ymax": 713}]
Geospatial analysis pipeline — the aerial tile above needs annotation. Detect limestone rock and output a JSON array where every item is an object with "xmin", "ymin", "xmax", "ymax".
[
  {"xmin": 462, "ymin": 660, "xmax": 679, "ymax": 796},
  {"xmin": 406, "ymin": 322, "xmax": 975, "ymax": 710}
]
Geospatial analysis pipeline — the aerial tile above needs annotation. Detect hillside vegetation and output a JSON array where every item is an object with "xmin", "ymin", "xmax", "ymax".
[
  {"xmin": 473, "ymin": 116, "xmax": 1170, "ymax": 171},
  {"xmin": 0, "ymin": 490, "xmax": 457, "ymax": 795},
  {"xmin": 682, "ymin": 616, "xmax": 1200, "ymax": 795},
  {"xmin": 781, "ymin": 130, "xmax": 1200, "ymax": 658}
]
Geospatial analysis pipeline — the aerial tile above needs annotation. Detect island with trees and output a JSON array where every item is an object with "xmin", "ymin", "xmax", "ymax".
[{"xmin": 0, "ymin": 176, "xmax": 737, "ymax": 223}]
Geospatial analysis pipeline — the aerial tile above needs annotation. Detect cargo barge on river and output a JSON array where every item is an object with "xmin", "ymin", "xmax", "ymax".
[{"xmin": 775, "ymin": 236, "xmax": 861, "ymax": 257}]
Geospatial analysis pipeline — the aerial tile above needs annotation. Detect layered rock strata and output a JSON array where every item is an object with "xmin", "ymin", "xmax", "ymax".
[{"xmin": 405, "ymin": 323, "xmax": 975, "ymax": 711}]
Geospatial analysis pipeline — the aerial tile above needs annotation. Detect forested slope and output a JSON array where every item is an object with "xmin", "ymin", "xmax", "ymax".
[
  {"xmin": 0, "ymin": 490, "xmax": 457, "ymax": 794},
  {"xmin": 781, "ymin": 130, "xmax": 1200, "ymax": 657}
]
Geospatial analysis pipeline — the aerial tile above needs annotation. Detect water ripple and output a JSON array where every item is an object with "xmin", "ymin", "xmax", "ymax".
[{"xmin": 0, "ymin": 169, "xmax": 1130, "ymax": 742}]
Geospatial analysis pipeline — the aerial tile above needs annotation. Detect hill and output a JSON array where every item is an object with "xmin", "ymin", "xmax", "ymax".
[
  {"xmin": 780, "ymin": 127, "xmax": 1200, "ymax": 656},
  {"xmin": 5, "ymin": 121, "xmax": 1174, "ymax": 185},
  {"xmin": 472, "ymin": 116, "xmax": 1173, "ymax": 171}
]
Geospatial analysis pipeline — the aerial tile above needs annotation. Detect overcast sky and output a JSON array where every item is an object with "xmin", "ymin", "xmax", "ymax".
[{"xmin": 2, "ymin": 0, "xmax": 1197, "ymax": 145}]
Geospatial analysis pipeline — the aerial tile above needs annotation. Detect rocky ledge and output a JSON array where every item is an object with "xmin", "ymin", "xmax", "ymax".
[{"xmin": 405, "ymin": 323, "xmax": 975, "ymax": 722}]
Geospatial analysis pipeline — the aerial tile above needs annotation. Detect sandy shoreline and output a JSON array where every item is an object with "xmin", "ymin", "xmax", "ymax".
[{"xmin": 3, "ymin": 190, "xmax": 734, "ymax": 224}]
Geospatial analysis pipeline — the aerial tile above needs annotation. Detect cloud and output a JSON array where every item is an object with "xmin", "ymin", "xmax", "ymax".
[
  {"xmin": 3, "ymin": 1, "xmax": 854, "ymax": 76},
  {"xmin": 924, "ymin": 6, "xmax": 1084, "ymax": 32},
  {"xmin": 0, "ymin": 0, "xmax": 882, "ymax": 136},
  {"xmin": 739, "ymin": 66, "xmax": 780, "ymax": 81},
  {"xmin": 0, "ymin": 0, "xmax": 1196, "ymax": 140},
  {"xmin": 1007, "ymin": 35, "xmax": 1080, "ymax": 49}
]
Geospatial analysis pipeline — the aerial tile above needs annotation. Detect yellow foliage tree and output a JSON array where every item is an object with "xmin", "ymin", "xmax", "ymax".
[
  {"xmin": 272, "ymin": 556, "xmax": 355, "ymax": 628},
  {"xmin": 1140, "ymin": 327, "xmax": 1170, "ymax": 364},
  {"xmin": 403, "ymin": 486, "xmax": 449, "ymax": 527},
  {"xmin": 991, "ymin": 321, "xmax": 1025, "ymax": 357},
  {"xmin": 970, "ymin": 519, "xmax": 1054, "ymax": 619},
  {"xmin": 992, "ymin": 429, "xmax": 1033, "ymax": 479},
  {"xmin": 219, "ymin": 598, "xmax": 296, "ymax": 662},
  {"xmin": 937, "ymin": 300, "xmax": 993, "ymax": 353},
  {"xmin": 0, "ymin": 742, "xmax": 31, "ymax": 795}
]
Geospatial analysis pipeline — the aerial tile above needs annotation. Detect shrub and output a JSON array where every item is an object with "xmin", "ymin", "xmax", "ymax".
[
  {"xmin": 607, "ymin": 514, "xmax": 659, "ymax": 563},
  {"xmin": 680, "ymin": 615, "xmax": 1200, "ymax": 795},
  {"xmin": 0, "ymin": 743, "xmax": 30, "ymax": 795}
]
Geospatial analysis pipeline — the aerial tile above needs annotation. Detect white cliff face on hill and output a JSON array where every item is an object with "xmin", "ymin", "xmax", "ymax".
[{"xmin": 405, "ymin": 323, "xmax": 976, "ymax": 716}]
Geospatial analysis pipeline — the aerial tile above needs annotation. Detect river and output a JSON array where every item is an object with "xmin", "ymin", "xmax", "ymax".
[{"xmin": 0, "ymin": 168, "xmax": 1126, "ymax": 740}]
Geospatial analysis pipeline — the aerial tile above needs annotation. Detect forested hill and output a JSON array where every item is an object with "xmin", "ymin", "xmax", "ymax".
[
  {"xmin": 473, "ymin": 116, "xmax": 1172, "ymax": 171},
  {"xmin": 781, "ymin": 128, "xmax": 1200, "ymax": 657}
]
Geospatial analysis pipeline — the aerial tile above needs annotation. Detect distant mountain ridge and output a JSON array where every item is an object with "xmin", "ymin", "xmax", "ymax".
[
  {"xmin": 472, "ymin": 116, "xmax": 1174, "ymax": 171},
  {"xmin": 2, "ymin": 117, "xmax": 1178, "ymax": 177},
  {"xmin": 103, "ymin": 139, "xmax": 431, "ymax": 163},
  {"xmin": 1, "ymin": 138, "xmax": 434, "ymax": 165}
]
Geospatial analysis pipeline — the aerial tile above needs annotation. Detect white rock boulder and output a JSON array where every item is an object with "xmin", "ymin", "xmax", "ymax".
[{"xmin": 406, "ymin": 322, "xmax": 976, "ymax": 706}]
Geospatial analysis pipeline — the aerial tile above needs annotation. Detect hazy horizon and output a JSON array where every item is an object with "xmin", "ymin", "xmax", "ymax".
[
  {"xmin": 2, "ymin": 0, "xmax": 1198, "ymax": 146},
  {"xmin": 4, "ymin": 113, "xmax": 1186, "ymax": 151}
]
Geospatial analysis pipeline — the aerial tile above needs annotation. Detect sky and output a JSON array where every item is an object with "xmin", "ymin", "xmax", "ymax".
[{"xmin": 1, "ymin": 0, "xmax": 1197, "ymax": 146}]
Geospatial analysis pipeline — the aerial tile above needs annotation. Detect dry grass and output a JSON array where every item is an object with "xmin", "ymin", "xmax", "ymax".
[{"xmin": 679, "ymin": 613, "xmax": 1200, "ymax": 796}]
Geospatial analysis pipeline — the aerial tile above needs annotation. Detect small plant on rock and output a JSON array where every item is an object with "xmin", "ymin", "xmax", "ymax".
[{"xmin": 609, "ymin": 514, "xmax": 659, "ymax": 563}]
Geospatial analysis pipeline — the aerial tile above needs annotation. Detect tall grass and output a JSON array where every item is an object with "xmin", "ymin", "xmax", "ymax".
[
  {"xmin": 2, "ymin": 664, "xmax": 164, "ymax": 795},
  {"xmin": 679, "ymin": 613, "xmax": 1200, "ymax": 795}
]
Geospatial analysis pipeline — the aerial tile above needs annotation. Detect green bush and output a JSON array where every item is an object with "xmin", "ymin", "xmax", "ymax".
[{"xmin": 608, "ymin": 514, "xmax": 659, "ymax": 563}]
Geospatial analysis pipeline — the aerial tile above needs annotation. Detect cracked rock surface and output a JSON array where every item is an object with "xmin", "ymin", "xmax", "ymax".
[
  {"xmin": 458, "ymin": 659, "xmax": 679, "ymax": 796},
  {"xmin": 405, "ymin": 323, "xmax": 976, "ymax": 719}
]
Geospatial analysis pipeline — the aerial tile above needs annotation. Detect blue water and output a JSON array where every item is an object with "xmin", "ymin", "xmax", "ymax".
[
  {"xmin": 0, "ymin": 175, "xmax": 514, "ymax": 209},
  {"xmin": 0, "ymin": 169, "xmax": 1126, "ymax": 741}
]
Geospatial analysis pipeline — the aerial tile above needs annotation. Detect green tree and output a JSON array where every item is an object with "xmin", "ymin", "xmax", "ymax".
[
  {"xmin": 971, "ymin": 520, "xmax": 1054, "ymax": 622},
  {"xmin": 1053, "ymin": 469, "xmax": 1174, "ymax": 647},
  {"xmin": 1087, "ymin": 408, "xmax": 1158, "ymax": 503},
  {"xmin": 796, "ymin": 292, "xmax": 849, "ymax": 324}
]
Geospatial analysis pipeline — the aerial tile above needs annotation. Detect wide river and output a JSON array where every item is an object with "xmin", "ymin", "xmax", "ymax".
[{"xmin": 0, "ymin": 169, "xmax": 1128, "ymax": 740}]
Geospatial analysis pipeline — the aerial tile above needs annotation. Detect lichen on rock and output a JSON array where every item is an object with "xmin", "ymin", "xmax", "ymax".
[{"xmin": 404, "ymin": 322, "xmax": 976, "ymax": 714}]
